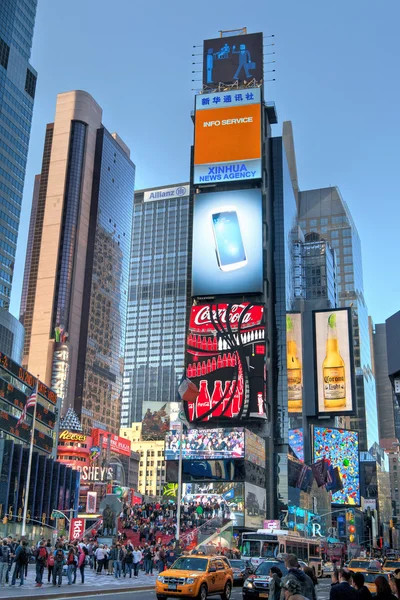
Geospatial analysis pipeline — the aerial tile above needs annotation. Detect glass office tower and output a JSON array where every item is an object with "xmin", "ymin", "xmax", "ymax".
[
  {"xmin": 0, "ymin": 0, "xmax": 38, "ymax": 307},
  {"xmin": 299, "ymin": 186, "xmax": 379, "ymax": 451},
  {"xmin": 121, "ymin": 184, "xmax": 190, "ymax": 427}
]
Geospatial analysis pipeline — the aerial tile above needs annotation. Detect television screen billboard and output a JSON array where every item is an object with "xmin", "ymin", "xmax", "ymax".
[
  {"xmin": 245, "ymin": 482, "xmax": 266, "ymax": 528},
  {"xmin": 289, "ymin": 428, "xmax": 304, "ymax": 462},
  {"xmin": 165, "ymin": 427, "xmax": 245, "ymax": 461},
  {"xmin": 287, "ymin": 313, "xmax": 303, "ymax": 413},
  {"xmin": 314, "ymin": 309, "xmax": 354, "ymax": 414},
  {"xmin": 194, "ymin": 89, "xmax": 261, "ymax": 185},
  {"xmin": 183, "ymin": 481, "xmax": 244, "ymax": 527},
  {"xmin": 313, "ymin": 427, "xmax": 360, "ymax": 505},
  {"xmin": 141, "ymin": 402, "xmax": 180, "ymax": 440},
  {"xmin": 183, "ymin": 303, "xmax": 266, "ymax": 423},
  {"xmin": 166, "ymin": 459, "xmax": 245, "ymax": 483},
  {"xmin": 203, "ymin": 32, "xmax": 264, "ymax": 86},
  {"xmin": 245, "ymin": 429, "xmax": 266, "ymax": 467},
  {"xmin": 192, "ymin": 190, "xmax": 263, "ymax": 296}
]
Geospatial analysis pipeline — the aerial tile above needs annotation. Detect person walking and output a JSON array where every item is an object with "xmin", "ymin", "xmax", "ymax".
[
  {"xmin": 144, "ymin": 545, "xmax": 154, "ymax": 575},
  {"xmin": 67, "ymin": 547, "xmax": 76, "ymax": 585},
  {"xmin": 269, "ymin": 566, "xmax": 283, "ymax": 600},
  {"xmin": 53, "ymin": 544, "xmax": 65, "ymax": 587},
  {"xmin": 78, "ymin": 546, "xmax": 88, "ymax": 584},
  {"xmin": 47, "ymin": 547, "xmax": 54, "ymax": 583},
  {"xmin": 132, "ymin": 546, "xmax": 142, "ymax": 578},
  {"xmin": 329, "ymin": 568, "xmax": 358, "ymax": 599},
  {"xmin": 95, "ymin": 544, "xmax": 106, "ymax": 574},
  {"xmin": 374, "ymin": 575, "xmax": 397, "ymax": 600},
  {"xmin": 34, "ymin": 540, "xmax": 48, "ymax": 587},
  {"xmin": 280, "ymin": 554, "xmax": 316, "ymax": 600},
  {"xmin": 0, "ymin": 540, "xmax": 10, "ymax": 586},
  {"xmin": 10, "ymin": 540, "xmax": 29, "ymax": 587},
  {"xmin": 124, "ymin": 547, "xmax": 133, "ymax": 578}
]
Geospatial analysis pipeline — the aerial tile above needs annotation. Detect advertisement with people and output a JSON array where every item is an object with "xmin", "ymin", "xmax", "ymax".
[
  {"xmin": 165, "ymin": 427, "xmax": 245, "ymax": 461},
  {"xmin": 182, "ymin": 481, "xmax": 245, "ymax": 527},
  {"xmin": 192, "ymin": 190, "xmax": 263, "ymax": 296},
  {"xmin": 245, "ymin": 482, "xmax": 266, "ymax": 528},
  {"xmin": 314, "ymin": 308, "xmax": 354, "ymax": 414},
  {"xmin": 183, "ymin": 303, "xmax": 266, "ymax": 423},
  {"xmin": 203, "ymin": 32, "xmax": 264, "ymax": 86},
  {"xmin": 141, "ymin": 401, "xmax": 179, "ymax": 440}
]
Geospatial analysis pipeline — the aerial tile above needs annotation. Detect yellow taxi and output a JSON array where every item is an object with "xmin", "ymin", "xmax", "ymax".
[
  {"xmin": 347, "ymin": 558, "xmax": 374, "ymax": 573},
  {"xmin": 156, "ymin": 554, "xmax": 233, "ymax": 600},
  {"xmin": 383, "ymin": 559, "xmax": 400, "ymax": 573},
  {"xmin": 356, "ymin": 571, "xmax": 389, "ymax": 594}
]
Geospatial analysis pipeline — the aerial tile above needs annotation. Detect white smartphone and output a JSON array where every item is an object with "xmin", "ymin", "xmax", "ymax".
[{"xmin": 211, "ymin": 206, "xmax": 247, "ymax": 271}]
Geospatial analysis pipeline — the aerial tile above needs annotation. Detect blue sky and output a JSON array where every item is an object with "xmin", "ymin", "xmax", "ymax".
[{"xmin": 10, "ymin": 0, "xmax": 400, "ymax": 326}]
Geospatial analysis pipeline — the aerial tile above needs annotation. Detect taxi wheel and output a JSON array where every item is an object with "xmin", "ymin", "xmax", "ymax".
[
  {"xmin": 156, "ymin": 596, "xmax": 167, "ymax": 600},
  {"xmin": 198, "ymin": 583, "xmax": 208, "ymax": 600},
  {"xmin": 221, "ymin": 581, "xmax": 232, "ymax": 600}
]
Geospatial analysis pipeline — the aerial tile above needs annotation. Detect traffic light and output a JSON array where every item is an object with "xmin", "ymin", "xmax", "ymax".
[{"xmin": 346, "ymin": 508, "xmax": 356, "ymax": 543}]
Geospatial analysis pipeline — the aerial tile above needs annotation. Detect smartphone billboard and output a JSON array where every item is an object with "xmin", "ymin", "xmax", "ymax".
[
  {"xmin": 313, "ymin": 427, "xmax": 360, "ymax": 505},
  {"xmin": 203, "ymin": 32, "xmax": 264, "ymax": 87},
  {"xmin": 183, "ymin": 303, "xmax": 266, "ymax": 423},
  {"xmin": 287, "ymin": 312, "xmax": 303, "ymax": 414},
  {"xmin": 314, "ymin": 309, "xmax": 355, "ymax": 415},
  {"xmin": 192, "ymin": 189, "xmax": 263, "ymax": 296},
  {"xmin": 194, "ymin": 89, "xmax": 261, "ymax": 185}
]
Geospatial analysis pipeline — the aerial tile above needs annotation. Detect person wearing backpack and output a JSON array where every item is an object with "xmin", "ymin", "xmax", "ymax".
[
  {"xmin": 0, "ymin": 539, "xmax": 10, "ymax": 586},
  {"xmin": 67, "ymin": 547, "xmax": 76, "ymax": 585},
  {"xmin": 53, "ymin": 544, "xmax": 65, "ymax": 587},
  {"xmin": 10, "ymin": 540, "xmax": 28, "ymax": 586},
  {"xmin": 47, "ymin": 546, "xmax": 55, "ymax": 582},
  {"xmin": 34, "ymin": 541, "xmax": 48, "ymax": 587}
]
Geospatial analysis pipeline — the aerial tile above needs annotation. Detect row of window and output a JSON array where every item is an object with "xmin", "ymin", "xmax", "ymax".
[
  {"xmin": 0, "ymin": 223, "xmax": 17, "ymax": 243},
  {"xmin": 0, "ymin": 237, "xmax": 15, "ymax": 258},
  {"xmin": 0, "ymin": 137, "xmax": 27, "ymax": 169},
  {"xmin": 0, "ymin": 122, "xmax": 29, "ymax": 157},
  {"xmin": 2, "ymin": 99, "xmax": 31, "ymax": 136},
  {"xmin": 0, "ymin": 69, "xmax": 34, "ymax": 110},
  {"xmin": 0, "ymin": 111, "xmax": 30, "ymax": 146},
  {"xmin": 0, "ymin": 193, "xmax": 21, "ymax": 217},
  {"xmin": 0, "ymin": 149, "xmax": 25, "ymax": 181}
]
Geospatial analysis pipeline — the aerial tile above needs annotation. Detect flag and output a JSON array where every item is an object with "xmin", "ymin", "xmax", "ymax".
[
  {"xmin": 16, "ymin": 385, "xmax": 37, "ymax": 427},
  {"xmin": 326, "ymin": 466, "xmax": 343, "ymax": 494},
  {"xmin": 311, "ymin": 458, "xmax": 328, "ymax": 487}
]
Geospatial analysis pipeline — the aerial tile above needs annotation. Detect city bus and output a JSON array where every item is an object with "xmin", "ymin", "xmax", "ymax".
[{"xmin": 241, "ymin": 529, "xmax": 323, "ymax": 576}]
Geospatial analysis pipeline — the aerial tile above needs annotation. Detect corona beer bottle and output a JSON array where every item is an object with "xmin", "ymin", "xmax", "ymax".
[
  {"xmin": 322, "ymin": 313, "xmax": 346, "ymax": 409},
  {"xmin": 287, "ymin": 315, "xmax": 302, "ymax": 412}
]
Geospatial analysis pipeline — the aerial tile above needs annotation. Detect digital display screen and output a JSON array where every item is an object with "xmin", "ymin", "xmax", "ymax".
[
  {"xmin": 203, "ymin": 32, "xmax": 264, "ymax": 86},
  {"xmin": 289, "ymin": 428, "xmax": 304, "ymax": 462},
  {"xmin": 313, "ymin": 427, "xmax": 360, "ymax": 505},
  {"xmin": 245, "ymin": 482, "xmax": 266, "ymax": 528},
  {"xmin": 192, "ymin": 190, "xmax": 263, "ymax": 296},
  {"xmin": 314, "ymin": 309, "xmax": 354, "ymax": 415},
  {"xmin": 165, "ymin": 427, "xmax": 245, "ymax": 461},
  {"xmin": 183, "ymin": 481, "xmax": 244, "ymax": 527}
]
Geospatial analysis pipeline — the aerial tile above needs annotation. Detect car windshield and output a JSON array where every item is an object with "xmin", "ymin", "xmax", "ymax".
[
  {"xmin": 230, "ymin": 560, "xmax": 245, "ymax": 569},
  {"xmin": 349, "ymin": 560, "xmax": 370, "ymax": 568},
  {"xmin": 171, "ymin": 558, "xmax": 208, "ymax": 572},
  {"xmin": 255, "ymin": 562, "xmax": 288, "ymax": 577},
  {"xmin": 384, "ymin": 561, "xmax": 400, "ymax": 568},
  {"xmin": 362, "ymin": 572, "xmax": 388, "ymax": 583}
]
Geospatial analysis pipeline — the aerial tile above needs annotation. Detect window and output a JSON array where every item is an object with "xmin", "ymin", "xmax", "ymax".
[
  {"xmin": 25, "ymin": 69, "xmax": 37, "ymax": 99},
  {"xmin": 0, "ymin": 39, "xmax": 10, "ymax": 70}
]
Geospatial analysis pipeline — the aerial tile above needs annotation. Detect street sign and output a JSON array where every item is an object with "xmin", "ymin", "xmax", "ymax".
[
  {"xmin": 70, "ymin": 517, "xmax": 85, "ymax": 540},
  {"xmin": 51, "ymin": 510, "xmax": 65, "ymax": 520}
]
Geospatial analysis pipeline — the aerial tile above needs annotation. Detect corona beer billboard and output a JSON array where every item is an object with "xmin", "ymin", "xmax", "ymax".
[
  {"xmin": 182, "ymin": 303, "xmax": 266, "ymax": 423},
  {"xmin": 203, "ymin": 32, "xmax": 264, "ymax": 86},
  {"xmin": 194, "ymin": 89, "xmax": 261, "ymax": 185}
]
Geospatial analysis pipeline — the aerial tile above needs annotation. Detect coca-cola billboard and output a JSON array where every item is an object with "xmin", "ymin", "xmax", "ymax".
[{"xmin": 183, "ymin": 303, "xmax": 266, "ymax": 423}]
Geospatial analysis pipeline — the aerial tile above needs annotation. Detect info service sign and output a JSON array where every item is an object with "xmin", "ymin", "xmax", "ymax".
[{"xmin": 194, "ymin": 88, "xmax": 262, "ymax": 185}]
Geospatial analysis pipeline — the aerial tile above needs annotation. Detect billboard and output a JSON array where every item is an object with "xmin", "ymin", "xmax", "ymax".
[
  {"xmin": 245, "ymin": 482, "xmax": 266, "ymax": 528},
  {"xmin": 203, "ymin": 32, "xmax": 264, "ymax": 86},
  {"xmin": 143, "ymin": 184, "xmax": 189, "ymax": 203},
  {"xmin": 313, "ymin": 427, "xmax": 360, "ymax": 505},
  {"xmin": 142, "ymin": 402, "xmax": 180, "ymax": 440},
  {"xmin": 194, "ymin": 89, "xmax": 261, "ymax": 185},
  {"xmin": 314, "ymin": 309, "xmax": 354, "ymax": 414},
  {"xmin": 183, "ymin": 481, "xmax": 244, "ymax": 527},
  {"xmin": 287, "ymin": 313, "xmax": 303, "ymax": 413},
  {"xmin": 91, "ymin": 429, "xmax": 131, "ymax": 457},
  {"xmin": 289, "ymin": 428, "xmax": 304, "ymax": 462},
  {"xmin": 183, "ymin": 303, "xmax": 266, "ymax": 423},
  {"xmin": 192, "ymin": 191, "xmax": 263, "ymax": 296},
  {"xmin": 166, "ymin": 459, "xmax": 244, "ymax": 483},
  {"xmin": 165, "ymin": 427, "xmax": 245, "ymax": 461},
  {"xmin": 244, "ymin": 429, "xmax": 266, "ymax": 468}
]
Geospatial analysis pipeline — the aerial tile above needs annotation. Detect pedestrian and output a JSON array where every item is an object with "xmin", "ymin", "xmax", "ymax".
[
  {"xmin": 67, "ymin": 547, "xmax": 76, "ymax": 585},
  {"xmin": 34, "ymin": 540, "xmax": 48, "ymax": 587},
  {"xmin": 125, "ymin": 547, "xmax": 133, "ymax": 578},
  {"xmin": 144, "ymin": 545, "xmax": 154, "ymax": 575},
  {"xmin": 11, "ymin": 540, "xmax": 29, "ymax": 587},
  {"xmin": 269, "ymin": 566, "xmax": 283, "ymax": 600},
  {"xmin": 78, "ymin": 546, "xmax": 88, "ymax": 584},
  {"xmin": 47, "ymin": 547, "xmax": 54, "ymax": 583},
  {"xmin": 374, "ymin": 575, "xmax": 397, "ymax": 600},
  {"xmin": 95, "ymin": 544, "xmax": 106, "ymax": 574},
  {"xmin": 132, "ymin": 545, "xmax": 142, "ymax": 578},
  {"xmin": 282, "ymin": 578, "xmax": 307, "ymax": 600},
  {"xmin": 329, "ymin": 568, "xmax": 358, "ymax": 599},
  {"xmin": 280, "ymin": 555, "xmax": 316, "ymax": 600},
  {"xmin": 53, "ymin": 543, "xmax": 65, "ymax": 587},
  {"xmin": 352, "ymin": 572, "xmax": 373, "ymax": 599},
  {"xmin": 0, "ymin": 539, "xmax": 10, "ymax": 586}
]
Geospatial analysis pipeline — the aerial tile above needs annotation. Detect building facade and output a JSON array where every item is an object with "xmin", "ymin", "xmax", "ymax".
[
  {"xmin": 21, "ymin": 91, "xmax": 135, "ymax": 434},
  {"xmin": 121, "ymin": 184, "xmax": 190, "ymax": 426},
  {"xmin": 298, "ymin": 187, "xmax": 379, "ymax": 452},
  {"xmin": 0, "ymin": 0, "xmax": 38, "ymax": 308}
]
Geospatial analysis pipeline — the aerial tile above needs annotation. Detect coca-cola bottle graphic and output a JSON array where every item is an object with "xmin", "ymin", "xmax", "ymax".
[
  {"xmin": 232, "ymin": 368, "xmax": 244, "ymax": 417},
  {"xmin": 211, "ymin": 380, "xmax": 223, "ymax": 417},
  {"xmin": 195, "ymin": 380, "xmax": 211, "ymax": 421},
  {"xmin": 187, "ymin": 398, "xmax": 196, "ymax": 421}
]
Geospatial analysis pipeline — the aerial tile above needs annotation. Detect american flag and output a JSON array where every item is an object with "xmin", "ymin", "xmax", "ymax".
[{"xmin": 16, "ymin": 385, "xmax": 37, "ymax": 427}]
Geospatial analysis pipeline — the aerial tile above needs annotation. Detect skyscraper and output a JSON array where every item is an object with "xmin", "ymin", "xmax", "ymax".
[
  {"xmin": 0, "ymin": 0, "xmax": 38, "ymax": 308},
  {"xmin": 298, "ymin": 186, "xmax": 378, "ymax": 451},
  {"xmin": 121, "ymin": 183, "xmax": 190, "ymax": 427},
  {"xmin": 21, "ymin": 91, "xmax": 135, "ymax": 434}
]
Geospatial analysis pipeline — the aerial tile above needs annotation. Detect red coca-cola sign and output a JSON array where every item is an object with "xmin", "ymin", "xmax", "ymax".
[{"xmin": 189, "ymin": 303, "xmax": 264, "ymax": 333}]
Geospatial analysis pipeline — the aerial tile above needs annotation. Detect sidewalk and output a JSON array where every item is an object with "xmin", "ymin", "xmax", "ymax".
[{"xmin": 0, "ymin": 565, "xmax": 155, "ymax": 599}]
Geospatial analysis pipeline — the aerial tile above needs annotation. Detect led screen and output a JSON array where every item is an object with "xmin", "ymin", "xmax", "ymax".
[
  {"xmin": 289, "ymin": 428, "xmax": 304, "ymax": 462},
  {"xmin": 313, "ymin": 427, "xmax": 360, "ymax": 505},
  {"xmin": 245, "ymin": 482, "xmax": 266, "ymax": 528},
  {"xmin": 203, "ymin": 32, "xmax": 264, "ymax": 86},
  {"xmin": 245, "ymin": 429, "xmax": 266, "ymax": 467},
  {"xmin": 141, "ymin": 401, "xmax": 179, "ymax": 441},
  {"xmin": 183, "ymin": 303, "xmax": 266, "ymax": 423},
  {"xmin": 314, "ymin": 309, "xmax": 354, "ymax": 414},
  {"xmin": 165, "ymin": 427, "xmax": 245, "ymax": 461},
  {"xmin": 287, "ymin": 312, "xmax": 303, "ymax": 413},
  {"xmin": 194, "ymin": 89, "xmax": 261, "ymax": 185},
  {"xmin": 183, "ymin": 481, "xmax": 244, "ymax": 527},
  {"xmin": 192, "ymin": 190, "xmax": 263, "ymax": 296}
]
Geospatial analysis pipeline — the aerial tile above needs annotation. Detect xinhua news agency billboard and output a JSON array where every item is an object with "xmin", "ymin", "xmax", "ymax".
[
  {"xmin": 192, "ymin": 189, "xmax": 263, "ymax": 296},
  {"xmin": 194, "ymin": 88, "xmax": 262, "ymax": 185},
  {"xmin": 183, "ymin": 303, "xmax": 266, "ymax": 424},
  {"xmin": 203, "ymin": 32, "xmax": 264, "ymax": 86}
]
